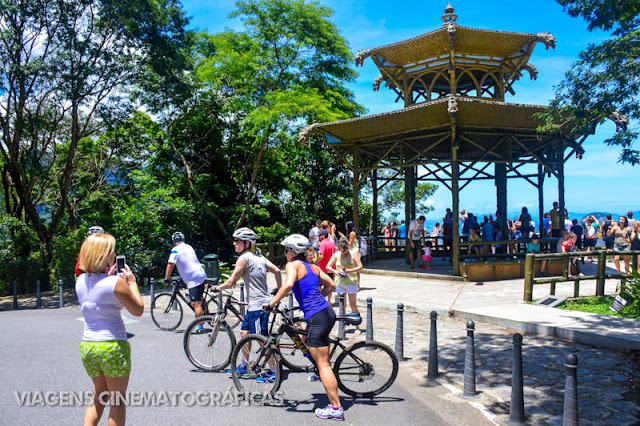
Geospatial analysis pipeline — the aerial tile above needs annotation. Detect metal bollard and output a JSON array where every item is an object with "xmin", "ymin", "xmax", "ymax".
[
  {"xmin": 338, "ymin": 294, "xmax": 345, "ymax": 339},
  {"xmin": 240, "ymin": 282, "xmax": 245, "ymax": 303},
  {"xmin": 59, "ymin": 280, "xmax": 64, "ymax": 308},
  {"xmin": 36, "ymin": 280, "xmax": 41, "ymax": 309},
  {"xmin": 288, "ymin": 292, "xmax": 294, "ymax": 308},
  {"xmin": 461, "ymin": 320, "xmax": 478, "ymax": 398},
  {"xmin": 13, "ymin": 281, "xmax": 18, "ymax": 310},
  {"xmin": 150, "ymin": 278, "xmax": 155, "ymax": 308},
  {"xmin": 395, "ymin": 303, "xmax": 404, "ymax": 360},
  {"xmin": 427, "ymin": 311, "xmax": 439, "ymax": 379},
  {"xmin": 563, "ymin": 353, "xmax": 579, "ymax": 426},
  {"xmin": 509, "ymin": 333, "xmax": 525, "ymax": 423},
  {"xmin": 366, "ymin": 297, "xmax": 374, "ymax": 343}
]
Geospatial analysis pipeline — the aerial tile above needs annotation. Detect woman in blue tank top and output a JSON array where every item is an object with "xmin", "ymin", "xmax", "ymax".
[{"xmin": 266, "ymin": 234, "xmax": 343, "ymax": 421}]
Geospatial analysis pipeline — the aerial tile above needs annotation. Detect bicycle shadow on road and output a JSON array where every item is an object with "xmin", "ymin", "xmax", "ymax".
[{"xmin": 278, "ymin": 393, "xmax": 404, "ymax": 414}]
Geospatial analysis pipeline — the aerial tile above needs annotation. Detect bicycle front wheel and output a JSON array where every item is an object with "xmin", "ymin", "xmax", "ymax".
[
  {"xmin": 334, "ymin": 341, "xmax": 399, "ymax": 398},
  {"xmin": 231, "ymin": 334, "xmax": 282, "ymax": 401},
  {"xmin": 183, "ymin": 315, "xmax": 236, "ymax": 371},
  {"xmin": 150, "ymin": 293, "xmax": 183, "ymax": 331}
]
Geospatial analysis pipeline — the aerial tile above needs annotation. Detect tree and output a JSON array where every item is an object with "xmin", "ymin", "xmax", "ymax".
[
  {"xmin": 539, "ymin": 0, "xmax": 640, "ymax": 164},
  {"xmin": 195, "ymin": 0, "xmax": 364, "ymax": 229},
  {"xmin": 377, "ymin": 171, "xmax": 438, "ymax": 218},
  {"xmin": 0, "ymin": 0, "xmax": 193, "ymax": 280}
]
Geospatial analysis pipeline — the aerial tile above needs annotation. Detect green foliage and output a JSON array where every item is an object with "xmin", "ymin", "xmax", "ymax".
[
  {"xmin": 254, "ymin": 222, "xmax": 291, "ymax": 243},
  {"xmin": 539, "ymin": 1, "xmax": 640, "ymax": 163},
  {"xmin": 619, "ymin": 270, "xmax": 640, "ymax": 316},
  {"xmin": 559, "ymin": 294, "xmax": 640, "ymax": 319},
  {"xmin": 0, "ymin": 0, "xmax": 366, "ymax": 293}
]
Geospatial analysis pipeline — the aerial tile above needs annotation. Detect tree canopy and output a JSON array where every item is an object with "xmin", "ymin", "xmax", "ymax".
[{"xmin": 539, "ymin": 0, "xmax": 640, "ymax": 164}]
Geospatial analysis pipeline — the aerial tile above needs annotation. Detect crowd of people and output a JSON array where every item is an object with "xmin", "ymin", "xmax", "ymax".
[{"xmin": 378, "ymin": 204, "xmax": 640, "ymax": 275}]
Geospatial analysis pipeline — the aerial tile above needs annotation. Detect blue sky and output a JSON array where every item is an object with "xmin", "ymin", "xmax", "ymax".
[{"xmin": 181, "ymin": 0, "xmax": 639, "ymax": 219}]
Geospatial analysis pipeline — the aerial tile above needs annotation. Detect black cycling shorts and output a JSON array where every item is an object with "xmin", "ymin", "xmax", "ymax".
[
  {"xmin": 306, "ymin": 306, "xmax": 336, "ymax": 348},
  {"xmin": 188, "ymin": 283, "xmax": 205, "ymax": 303}
]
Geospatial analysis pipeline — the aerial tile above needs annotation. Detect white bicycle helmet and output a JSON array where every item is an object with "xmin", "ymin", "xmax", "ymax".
[
  {"xmin": 87, "ymin": 226, "xmax": 105, "ymax": 236},
  {"xmin": 233, "ymin": 227, "xmax": 258, "ymax": 244},
  {"xmin": 172, "ymin": 231, "xmax": 185, "ymax": 243},
  {"xmin": 281, "ymin": 234, "xmax": 310, "ymax": 253}
]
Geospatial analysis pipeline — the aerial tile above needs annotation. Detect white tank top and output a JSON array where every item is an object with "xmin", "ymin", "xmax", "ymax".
[
  {"xmin": 240, "ymin": 252, "xmax": 271, "ymax": 311},
  {"xmin": 75, "ymin": 273, "xmax": 127, "ymax": 341}
]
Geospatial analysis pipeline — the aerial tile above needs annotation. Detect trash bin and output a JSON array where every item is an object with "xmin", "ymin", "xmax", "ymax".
[{"xmin": 202, "ymin": 254, "xmax": 219, "ymax": 280}]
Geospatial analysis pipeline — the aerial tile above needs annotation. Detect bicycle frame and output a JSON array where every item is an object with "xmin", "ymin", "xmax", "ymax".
[{"xmin": 263, "ymin": 308, "xmax": 347, "ymax": 373}]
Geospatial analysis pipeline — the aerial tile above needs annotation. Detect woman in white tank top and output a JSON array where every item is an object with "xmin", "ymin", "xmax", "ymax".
[{"xmin": 75, "ymin": 233, "xmax": 143, "ymax": 426}]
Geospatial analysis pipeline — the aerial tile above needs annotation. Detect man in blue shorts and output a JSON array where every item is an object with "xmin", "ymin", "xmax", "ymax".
[{"xmin": 215, "ymin": 227, "xmax": 282, "ymax": 380}]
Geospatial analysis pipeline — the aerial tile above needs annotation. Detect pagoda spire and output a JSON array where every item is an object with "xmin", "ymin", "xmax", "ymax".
[{"xmin": 442, "ymin": 2, "xmax": 458, "ymax": 25}]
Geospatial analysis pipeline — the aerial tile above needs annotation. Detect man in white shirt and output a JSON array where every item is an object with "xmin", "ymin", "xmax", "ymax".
[
  {"xmin": 309, "ymin": 219, "xmax": 322, "ymax": 249},
  {"xmin": 164, "ymin": 232, "xmax": 207, "ymax": 318},
  {"xmin": 408, "ymin": 216, "xmax": 426, "ymax": 269}
]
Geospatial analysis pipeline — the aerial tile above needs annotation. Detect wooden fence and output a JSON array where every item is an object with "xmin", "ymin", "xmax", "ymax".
[{"xmin": 523, "ymin": 250, "xmax": 640, "ymax": 302}]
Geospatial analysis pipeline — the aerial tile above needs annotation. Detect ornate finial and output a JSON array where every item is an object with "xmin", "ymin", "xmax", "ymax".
[
  {"xmin": 355, "ymin": 49, "xmax": 372, "ymax": 67},
  {"xmin": 442, "ymin": 2, "xmax": 458, "ymax": 25},
  {"xmin": 536, "ymin": 32, "xmax": 556, "ymax": 50}
]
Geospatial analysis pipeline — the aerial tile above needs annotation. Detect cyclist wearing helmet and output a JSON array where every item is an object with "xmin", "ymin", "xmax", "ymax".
[
  {"xmin": 75, "ymin": 226, "xmax": 106, "ymax": 277},
  {"xmin": 216, "ymin": 227, "xmax": 282, "ymax": 380},
  {"xmin": 266, "ymin": 234, "xmax": 343, "ymax": 421},
  {"xmin": 164, "ymin": 232, "xmax": 207, "ymax": 318}
]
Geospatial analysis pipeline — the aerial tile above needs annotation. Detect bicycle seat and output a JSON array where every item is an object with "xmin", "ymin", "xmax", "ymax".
[
  {"xmin": 204, "ymin": 277, "xmax": 219, "ymax": 284},
  {"xmin": 336, "ymin": 313, "xmax": 362, "ymax": 326}
]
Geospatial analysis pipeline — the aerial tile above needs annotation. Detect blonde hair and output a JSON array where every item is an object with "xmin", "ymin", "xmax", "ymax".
[{"xmin": 79, "ymin": 233, "xmax": 116, "ymax": 273}]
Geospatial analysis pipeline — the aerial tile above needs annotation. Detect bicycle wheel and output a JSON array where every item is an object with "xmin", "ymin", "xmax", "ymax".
[
  {"xmin": 183, "ymin": 315, "xmax": 236, "ymax": 371},
  {"xmin": 150, "ymin": 293, "xmax": 183, "ymax": 331},
  {"xmin": 277, "ymin": 333, "xmax": 312, "ymax": 372},
  {"xmin": 231, "ymin": 334, "xmax": 282, "ymax": 401},
  {"xmin": 334, "ymin": 341, "xmax": 399, "ymax": 398},
  {"xmin": 208, "ymin": 294, "xmax": 245, "ymax": 329}
]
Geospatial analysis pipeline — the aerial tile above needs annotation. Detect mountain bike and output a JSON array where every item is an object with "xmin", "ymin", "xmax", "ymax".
[
  {"xmin": 230, "ymin": 304, "xmax": 398, "ymax": 400},
  {"xmin": 184, "ymin": 292, "xmax": 311, "ymax": 372},
  {"xmin": 150, "ymin": 277, "xmax": 245, "ymax": 331}
]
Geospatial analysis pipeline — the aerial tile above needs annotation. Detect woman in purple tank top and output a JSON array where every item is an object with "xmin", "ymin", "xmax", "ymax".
[{"xmin": 267, "ymin": 234, "xmax": 344, "ymax": 421}]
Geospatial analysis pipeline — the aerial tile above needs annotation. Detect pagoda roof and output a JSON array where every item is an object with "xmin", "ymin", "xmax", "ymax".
[
  {"xmin": 357, "ymin": 26, "xmax": 555, "ymax": 69},
  {"xmin": 302, "ymin": 97, "xmax": 551, "ymax": 145}
]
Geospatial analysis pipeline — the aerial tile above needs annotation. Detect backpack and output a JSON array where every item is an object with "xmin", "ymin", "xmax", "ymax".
[{"xmin": 359, "ymin": 236, "xmax": 368, "ymax": 258}]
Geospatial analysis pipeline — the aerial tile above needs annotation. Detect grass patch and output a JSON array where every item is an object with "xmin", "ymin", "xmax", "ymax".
[{"xmin": 558, "ymin": 296, "xmax": 640, "ymax": 320}]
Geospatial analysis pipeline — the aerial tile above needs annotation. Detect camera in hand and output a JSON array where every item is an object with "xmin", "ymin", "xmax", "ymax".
[
  {"xmin": 338, "ymin": 270, "xmax": 348, "ymax": 277},
  {"xmin": 116, "ymin": 255, "xmax": 126, "ymax": 273}
]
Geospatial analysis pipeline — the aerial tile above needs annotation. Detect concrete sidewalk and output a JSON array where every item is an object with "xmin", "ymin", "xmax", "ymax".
[{"xmin": 356, "ymin": 265, "xmax": 640, "ymax": 350}]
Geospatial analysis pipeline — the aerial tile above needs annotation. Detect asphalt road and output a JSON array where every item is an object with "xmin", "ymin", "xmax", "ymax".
[{"xmin": 0, "ymin": 307, "xmax": 491, "ymax": 425}]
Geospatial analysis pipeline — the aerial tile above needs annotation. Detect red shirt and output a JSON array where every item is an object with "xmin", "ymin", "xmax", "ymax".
[
  {"xmin": 318, "ymin": 238, "xmax": 336, "ymax": 274},
  {"xmin": 562, "ymin": 240, "xmax": 574, "ymax": 253}
]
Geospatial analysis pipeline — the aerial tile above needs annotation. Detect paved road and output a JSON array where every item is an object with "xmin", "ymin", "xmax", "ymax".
[{"xmin": 0, "ymin": 307, "xmax": 491, "ymax": 425}]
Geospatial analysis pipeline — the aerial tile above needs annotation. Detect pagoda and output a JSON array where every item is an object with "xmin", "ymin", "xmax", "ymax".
[{"xmin": 300, "ymin": 4, "xmax": 592, "ymax": 275}]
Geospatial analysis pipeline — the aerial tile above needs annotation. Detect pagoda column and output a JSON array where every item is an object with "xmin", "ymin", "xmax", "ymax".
[
  {"xmin": 557, "ymin": 143, "xmax": 565, "ymax": 231},
  {"xmin": 451, "ymin": 154, "xmax": 460, "ymax": 274},
  {"xmin": 372, "ymin": 169, "xmax": 378, "ymax": 259},
  {"xmin": 495, "ymin": 163, "xmax": 508, "ymax": 241},
  {"xmin": 404, "ymin": 157, "xmax": 413, "ymax": 265},
  {"xmin": 353, "ymin": 151, "xmax": 360, "ymax": 227},
  {"xmin": 537, "ymin": 164, "xmax": 545, "ymax": 237}
]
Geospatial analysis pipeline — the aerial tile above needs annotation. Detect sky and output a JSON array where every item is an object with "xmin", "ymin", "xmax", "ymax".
[{"xmin": 180, "ymin": 0, "xmax": 639, "ymax": 219}]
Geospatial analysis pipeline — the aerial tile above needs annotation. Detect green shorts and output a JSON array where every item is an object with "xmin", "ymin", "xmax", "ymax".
[{"xmin": 80, "ymin": 340, "xmax": 131, "ymax": 378}]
